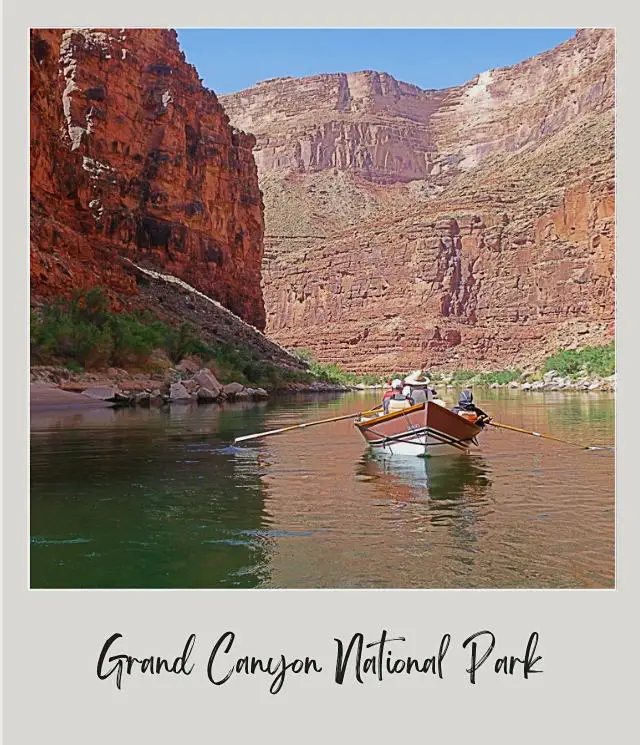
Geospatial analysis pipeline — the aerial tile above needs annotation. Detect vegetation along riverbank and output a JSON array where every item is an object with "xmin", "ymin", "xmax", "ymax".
[{"xmin": 30, "ymin": 289, "xmax": 614, "ymax": 410}]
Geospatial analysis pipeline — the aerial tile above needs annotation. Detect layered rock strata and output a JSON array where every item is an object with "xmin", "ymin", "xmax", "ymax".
[
  {"xmin": 31, "ymin": 28, "xmax": 265, "ymax": 328},
  {"xmin": 222, "ymin": 29, "xmax": 615, "ymax": 372}
]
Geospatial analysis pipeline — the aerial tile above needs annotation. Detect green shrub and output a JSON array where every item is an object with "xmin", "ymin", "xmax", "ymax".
[
  {"xmin": 543, "ymin": 343, "xmax": 615, "ymax": 378},
  {"xmin": 475, "ymin": 369, "xmax": 522, "ymax": 385},
  {"xmin": 109, "ymin": 314, "xmax": 165, "ymax": 367},
  {"xmin": 289, "ymin": 349, "xmax": 388, "ymax": 386},
  {"xmin": 164, "ymin": 322, "xmax": 217, "ymax": 364},
  {"xmin": 30, "ymin": 290, "xmax": 172, "ymax": 370}
]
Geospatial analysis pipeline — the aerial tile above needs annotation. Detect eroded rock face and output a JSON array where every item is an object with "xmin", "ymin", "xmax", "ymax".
[
  {"xmin": 222, "ymin": 71, "xmax": 447, "ymax": 184},
  {"xmin": 222, "ymin": 29, "xmax": 615, "ymax": 371},
  {"xmin": 30, "ymin": 28, "xmax": 265, "ymax": 328},
  {"xmin": 221, "ymin": 30, "xmax": 612, "ymax": 188}
]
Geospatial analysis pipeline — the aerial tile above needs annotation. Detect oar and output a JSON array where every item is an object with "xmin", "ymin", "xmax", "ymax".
[
  {"xmin": 488, "ymin": 420, "xmax": 614, "ymax": 451},
  {"xmin": 234, "ymin": 411, "xmax": 365, "ymax": 443}
]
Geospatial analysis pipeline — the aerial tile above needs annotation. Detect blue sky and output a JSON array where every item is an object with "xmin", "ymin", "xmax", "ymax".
[{"xmin": 176, "ymin": 28, "xmax": 576, "ymax": 95}]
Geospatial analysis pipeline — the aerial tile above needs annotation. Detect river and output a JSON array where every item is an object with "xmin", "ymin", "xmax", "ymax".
[{"xmin": 30, "ymin": 389, "xmax": 615, "ymax": 589}]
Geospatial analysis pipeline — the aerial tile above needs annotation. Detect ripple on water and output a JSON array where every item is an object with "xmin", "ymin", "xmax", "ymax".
[
  {"xmin": 29, "ymin": 391, "xmax": 615, "ymax": 589},
  {"xmin": 31, "ymin": 536, "xmax": 92, "ymax": 546}
]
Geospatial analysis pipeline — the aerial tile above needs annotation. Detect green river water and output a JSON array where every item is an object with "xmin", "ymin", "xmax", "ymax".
[{"xmin": 30, "ymin": 389, "xmax": 615, "ymax": 589}]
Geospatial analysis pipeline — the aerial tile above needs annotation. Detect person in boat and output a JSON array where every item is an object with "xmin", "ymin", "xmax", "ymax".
[
  {"xmin": 383, "ymin": 379, "xmax": 412, "ymax": 414},
  {"xmin": 382, "ymin": 381, "xmax": 395, "ymax": 403},
  {"xmin": 452, "ymin": 389, "xmax": 490, "ymax": 424},
  {"xmin": 403, "ymin": 370, "xmax": 432, "ymax": 405}
]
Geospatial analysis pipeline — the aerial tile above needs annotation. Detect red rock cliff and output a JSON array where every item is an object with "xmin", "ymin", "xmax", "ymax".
[
  {"xmin": 221, "ymin": 29, "xmax": 615, "ymax": 371},
  {"xmin": 31, "ymin": 28, "xmax": 265, "ymax": 328}
]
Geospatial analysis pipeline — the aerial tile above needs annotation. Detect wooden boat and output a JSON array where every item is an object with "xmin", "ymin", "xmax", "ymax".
[{"xmin": 354, "ymin": 401, "xmax": 484, "ymax": 457}]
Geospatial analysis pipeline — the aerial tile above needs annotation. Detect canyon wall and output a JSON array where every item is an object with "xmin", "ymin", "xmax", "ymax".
[
  {"xmin": 221, "ymin": 29, "xmax": 615, "ymax": 371},
  {"xmin": 31, "ymin": 28, "xmax": 265, "ymax": 328},
  {"xmin": 221, "ymin": 30, "xmax": 612, "ymax": 188},
  {"xmin": 222, "ymin": 71, "xmax": 448, "ymax": 184}
]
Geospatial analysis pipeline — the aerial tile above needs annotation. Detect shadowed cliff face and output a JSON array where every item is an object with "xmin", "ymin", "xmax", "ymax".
[
  {"xmin": 30, "ymin": 28, "xmax": 265, "ymax": 329},
  {"xmin": 221, "ymin": 29, "xmax": 615, "ymax": 372}
]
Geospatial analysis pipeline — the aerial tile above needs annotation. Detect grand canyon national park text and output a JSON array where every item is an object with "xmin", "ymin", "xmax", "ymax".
[{"xmin": 96, "ymin": 630, "xmax": 543, "ymax": 692}]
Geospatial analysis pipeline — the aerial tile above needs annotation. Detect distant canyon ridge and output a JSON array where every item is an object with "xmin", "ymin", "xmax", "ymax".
[
  {"xmin": 30, "ymin": 29, "xmax": 614, "ymax": 374},
  {"xmin": 221, "ymin": 28, "xmax": 614, "ymax": 372}
]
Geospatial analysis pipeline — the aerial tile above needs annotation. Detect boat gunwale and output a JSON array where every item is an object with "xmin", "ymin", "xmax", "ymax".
[{"xmin": 355, "ymin": 402, "xmax": 426, "ymax": 428}]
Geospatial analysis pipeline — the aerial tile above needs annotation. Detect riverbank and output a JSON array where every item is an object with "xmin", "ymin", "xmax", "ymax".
[
  {"xmin": 30, "ymin": 364, "xmax": 350, "ymax": 410},
  {"xmin": 429, "ymin": 370, "xmax": 616, "ymax": 393},
  {"xmin": 30, "ymin": 383, "xmax": 116, "ymax": 410},
  {"xmin": 347, "ymin": 372, "xmax": 615, "ymax": 394},
  {"xmin": 30, "ymin": 365, "xmax": 615, "ymax": 413}
]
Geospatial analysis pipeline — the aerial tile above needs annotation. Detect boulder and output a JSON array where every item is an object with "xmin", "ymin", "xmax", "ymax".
[
  {"xmin": 197, "ymin": 387, "xmax": 218, "ymax": 402},
  {"xmin": 521, "ymin": 382, "xmax": 532, "ymax": 390},
  {"xmin": 82, "ymin": 386, "xmax": 118, "ymax": 401},
  {"xmin": 169, "ymin": 382, "xmax": 192, "ymax": 402},
  {"xmin": 508, "ymin": 381, "xmax": 520, "ymax": 389},
  {"xmin": 253, "ymin": 388, "xmax": 269, "ymax": 399},
  {"xmin": 543, "ymin": 370, "xmax": 557, "ymax": 382},
  {"xmin": 134, "ymin": 392, "xmax": 151, "ymax": 407},
  {"xmin": 235, "ymin": 390, "xmax": 251, "ymax": 400},
  {"xmin": 183, "ymin": 379, "xmax": 200, "ymax": 394},
  {"xmin": 113, "ymin": 392, "xmax": 134, "ymax": 405},
  {"xmin": 193, "ymin": 369, "xmax": 223, "ymax": 396},
  {"xmin": 176, "ymin": 356, "xmax": 201, "ymax": 375},
  {"xmin": 531, "ymin": 380, "xmax": 545, "ymax": 390},
  {"xmin": 223, "ymin": 382, "xmax": 245, "ymax": 397}
]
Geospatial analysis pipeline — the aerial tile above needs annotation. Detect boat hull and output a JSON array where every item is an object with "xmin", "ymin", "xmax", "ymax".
[{"xmin": 355, "ymin": 401, "xmax": 483, "ymax": 457}]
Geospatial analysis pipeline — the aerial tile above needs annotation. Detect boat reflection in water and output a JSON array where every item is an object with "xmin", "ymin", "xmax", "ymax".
[
  {"xmin": 357, "ymin": 451, "xmax": 491, "ymax": 498},
  {"xmin": 356, "ymin": 451, "xmax": 494, "ymax": 552}
]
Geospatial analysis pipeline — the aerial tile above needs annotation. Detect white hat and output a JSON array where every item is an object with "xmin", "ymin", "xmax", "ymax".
[
  {"xmin": 404, "ymin": 370, "xmax": 430, "ymax": 386},
  {"xmin": 391, "ymin": 378, "xmax": 403, "ymax": 389}
]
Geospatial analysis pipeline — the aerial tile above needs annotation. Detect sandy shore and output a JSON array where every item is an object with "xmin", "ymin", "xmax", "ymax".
[{"xmin": 30, "ymin": 384, "xmax": 115, "ymax": 410}]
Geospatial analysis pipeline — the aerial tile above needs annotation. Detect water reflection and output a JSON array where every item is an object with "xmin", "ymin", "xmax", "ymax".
[
  {"xmin": 30, "ymin": 391, "xmax": 615, "ymax": 589},
  {"xmin": 357, "ymin": 451, "xmax": 491, "ymax": 499},
  {"xmin": 351, "ymin": 452, "xmax": 494, "ymax": 575},
  {"xmin": 30, "ymin": 404, "xmax": 275, "ymax": 588}
]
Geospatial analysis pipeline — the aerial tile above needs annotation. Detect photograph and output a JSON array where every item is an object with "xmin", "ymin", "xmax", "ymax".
[{"xmin": 29, "ymin": 26, "xmax": 615, "ymax": 590}]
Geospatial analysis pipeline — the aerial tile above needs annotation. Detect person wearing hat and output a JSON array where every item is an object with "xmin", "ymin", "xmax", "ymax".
[
  {"xmin": 403, "ymin": 370, "xmax": 432, "ymax": 405},
  {"xmin": 383, "ymin": 378, "xmax": 411, "ymax": 414}
]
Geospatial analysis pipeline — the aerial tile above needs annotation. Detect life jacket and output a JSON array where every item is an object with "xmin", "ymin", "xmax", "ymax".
[
  {"xmin": 457, "ymin": 411, "xmax": 479, "ymax": 423},
  {"xmin": 387, "ymin": 395, "xmax": 412, "ymax": 413}
]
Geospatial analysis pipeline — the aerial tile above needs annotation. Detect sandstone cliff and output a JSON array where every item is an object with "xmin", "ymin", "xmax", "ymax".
[
  {"xmin": 221, "ymin": 29, "xmax": 615, "ymax": 372},
  {"xmin": 31, "ymin": 28, "xmax": 265, "ymax": 328}
]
